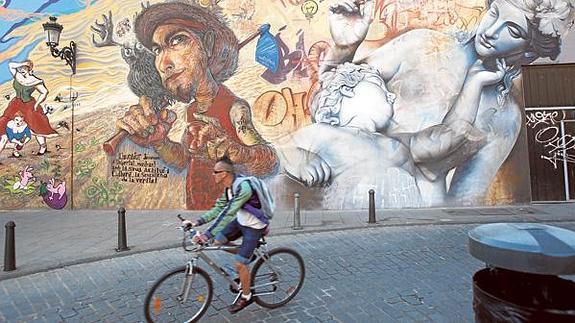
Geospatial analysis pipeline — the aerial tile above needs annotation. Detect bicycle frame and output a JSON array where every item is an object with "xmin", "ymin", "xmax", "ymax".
[
  {"xmin": 180, "ymin": 235, "xmax": 280, "ymax": 304},
  {"xmin": 145, "ymin": 217, "xmax": 304, "ymax": 323}
]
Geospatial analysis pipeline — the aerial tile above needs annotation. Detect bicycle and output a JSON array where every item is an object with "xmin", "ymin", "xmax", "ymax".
[{"xmin": 143, "ymin": 215, "xmax": 306, "ymax": 322}]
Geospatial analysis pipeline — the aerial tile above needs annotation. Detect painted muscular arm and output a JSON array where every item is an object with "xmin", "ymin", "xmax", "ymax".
[
  {"xmin": 279, "ymin": 145, "xmax": 332, "ymax": 187},
  {"xmin": 227, "ymin": 101, "xmax": 278, "ymax": 176},
  {"xmin": 320, "ymin": 0, "xmax": 375, "ymax": 74},
  {"xmin": 118, "ymin": 97, "xmax": 188, "ymax": 171},
  {"xmin": 150, "ymin": 138, "xmax": 188, "ymax": 171},
  {"xmin": 321, "ymin": 0, "xmax": 406, "ymax": 82},
  {"xmin": 407, "ymin": 79, "xmax": 485, "ymax": 164},
  {"xmin": 403, "ymin": 59, "xmax": 507, "ymax": 179}
]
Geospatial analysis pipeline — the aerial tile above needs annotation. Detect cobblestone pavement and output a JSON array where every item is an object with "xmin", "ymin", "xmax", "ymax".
[{"xmin": 2, "ymin": 222, "xmax": 574, "ymax": 322}]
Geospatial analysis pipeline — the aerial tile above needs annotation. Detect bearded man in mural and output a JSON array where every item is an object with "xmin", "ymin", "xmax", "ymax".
[
  {"xmin": 294, "ymin": 0, "xmax": 574, "ymax": 206},
  {"xmin": 116, "ymin": 2, "xmax": 278, "ymax": 209}
]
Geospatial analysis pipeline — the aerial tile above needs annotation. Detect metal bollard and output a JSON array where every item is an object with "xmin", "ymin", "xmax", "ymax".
[
  {"xmin": 116, "ymin": 207, "xmax": 130, "ymax": 252},
  {"xmin": 293, "ymin": 193, "xmax": 303, "ymax": 230},
  {"xmin": 368, "ymin": 189, "xmax": 376, "ymax": 224},
  {"xmin": 4, "ymin": 221, "xmax": 16, "ymax": 271}
]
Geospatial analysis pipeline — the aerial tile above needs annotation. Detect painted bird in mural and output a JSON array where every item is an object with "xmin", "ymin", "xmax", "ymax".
[{"xmin": 91, "ymin": 9, "xmax": 174, "ymax": 112}]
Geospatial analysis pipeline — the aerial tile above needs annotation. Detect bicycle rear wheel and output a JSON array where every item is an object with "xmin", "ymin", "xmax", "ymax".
[
  {"xmin": 251, "ymin": 247, "xmax": 305, "ymax": 308},
  {"xmin": 144, "ymin": 265, "xmax": 213, "ymax": 323}
]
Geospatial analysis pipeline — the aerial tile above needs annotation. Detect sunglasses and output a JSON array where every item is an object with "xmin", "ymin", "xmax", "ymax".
[{"xmin": 213, "ymin": 170, "xmax": 228, "ymax": 174}]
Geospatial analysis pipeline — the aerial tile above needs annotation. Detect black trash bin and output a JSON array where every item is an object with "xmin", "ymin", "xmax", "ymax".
[{"xmin": 469, "ymin": 223, "xmax": 575, "ymax": 323}]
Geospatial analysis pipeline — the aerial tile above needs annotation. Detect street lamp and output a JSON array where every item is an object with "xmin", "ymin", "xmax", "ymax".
[
  {"xmin": 42, "ymin": 16, "xmax": 78, "ymax": 209},
  {"xmin": 42, "ymin": 16, "xmax": 76, "ymax": 75}
]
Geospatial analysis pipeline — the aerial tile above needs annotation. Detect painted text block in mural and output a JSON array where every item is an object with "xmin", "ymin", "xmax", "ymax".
[{"xmin": 111, "ymin": 152, "xmax": 169, "ymax": 184}]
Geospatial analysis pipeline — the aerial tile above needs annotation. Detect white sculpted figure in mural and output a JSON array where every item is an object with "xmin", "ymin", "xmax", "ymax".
[
  {"xmin": 279, "ymin": 59, "xmax": 507, "ymax": 206},
  {"xmin": 310, "ymin": 0, "xmax": 574, "ymax": 205}
]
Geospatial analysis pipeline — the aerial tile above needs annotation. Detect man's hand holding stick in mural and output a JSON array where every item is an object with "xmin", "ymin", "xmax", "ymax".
[{"xmin": 114, "ymin": 96, "xmax": 176, "ymax": 149}]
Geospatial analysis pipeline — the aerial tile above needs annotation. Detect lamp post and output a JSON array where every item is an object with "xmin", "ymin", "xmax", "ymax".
[
  {"xmin": 42, "ymin": 16, "xmax": 76, "ymax": 75},
  {"xmin": 42, "ymin": 16, "xmax": 77, "ymax": 209}
]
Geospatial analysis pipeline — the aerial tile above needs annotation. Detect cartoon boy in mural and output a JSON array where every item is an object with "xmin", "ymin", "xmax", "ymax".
[
  {"xmin": 317, "ymin": 0, "xmax": 574, "ymax": 204},
  {"xmin": 115, "ymin": 2, "xmax": 278, "ymax": 209},
  {"xmin": 0, "ymin": 112, "xmax": 32, "ymax": 158},
  {"xmin": 0, "ymin": 60, "xmax": 58, "ymax": 158}
]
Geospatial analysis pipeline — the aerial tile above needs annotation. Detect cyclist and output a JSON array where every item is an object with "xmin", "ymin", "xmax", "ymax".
[{"xmin": 182, "ymin": 156, "xmax": 271, "ymax": 313}]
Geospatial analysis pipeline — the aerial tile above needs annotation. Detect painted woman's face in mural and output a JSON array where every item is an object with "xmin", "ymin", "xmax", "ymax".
[
  {"xmin": 150, "ymin": 24, "xmax": 209, "ymax": 102},
  {"xmin": 474, "ymin": 0, "xmax": 530, "ymax": 58}
]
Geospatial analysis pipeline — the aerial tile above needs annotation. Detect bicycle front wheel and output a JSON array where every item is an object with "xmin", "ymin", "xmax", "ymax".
[
  {"xmin": 144, "ymin": 265, "xmax": 213, "ymax": 323},
  {"xmin": 251, "ymin": 247, "xmax": 305, "ymax": 308}
]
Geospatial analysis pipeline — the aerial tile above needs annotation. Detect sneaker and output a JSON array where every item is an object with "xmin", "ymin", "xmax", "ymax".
[{"xmin": 228, "ymin": 295, "xmax": 253, "ymax": 314}]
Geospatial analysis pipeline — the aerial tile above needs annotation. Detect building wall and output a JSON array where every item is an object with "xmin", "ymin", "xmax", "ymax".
[{"xmin": 0, "ymin": 0, "xmax": 572, "ymax": 210}]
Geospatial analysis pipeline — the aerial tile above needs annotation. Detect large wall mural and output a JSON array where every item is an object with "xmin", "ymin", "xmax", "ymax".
[{"xmin": 0, "ymin": 0, "xmax": 574, "ymax": 210}]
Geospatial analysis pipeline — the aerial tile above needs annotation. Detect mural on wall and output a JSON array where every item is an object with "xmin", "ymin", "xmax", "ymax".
[
  {"xmin": 1, "ymin": 0, "xmax": 574, "ymax": 210},
  {"xmin": 0, "ymin": 50, "xmax": 68, "ymax": 209}
]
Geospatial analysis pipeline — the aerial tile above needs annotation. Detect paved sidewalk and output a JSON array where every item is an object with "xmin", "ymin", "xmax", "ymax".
[
  {"xmin": 1, "ymin": 202, "xmax": 574, "ymax": 280},
  {"xmin": 2, "ymin": 223, "xmax": 575, "ymax": 322}
]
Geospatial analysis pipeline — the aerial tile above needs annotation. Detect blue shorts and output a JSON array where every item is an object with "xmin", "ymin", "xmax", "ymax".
[{"xmin": 215, "ymin": 219, "xmax": 265, "ymax": 264}]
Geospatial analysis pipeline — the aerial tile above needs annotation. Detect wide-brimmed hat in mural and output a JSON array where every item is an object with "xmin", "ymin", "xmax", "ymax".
[{"xmin": 134, "ymin": 1, "xmax": 239, "ymax": 83}]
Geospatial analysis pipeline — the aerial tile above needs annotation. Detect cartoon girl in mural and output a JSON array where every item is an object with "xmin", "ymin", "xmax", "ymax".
[
  {"xmin": 0, "ymin": 60, "xmax": 58, "ymax": 157},
  {"xmin": 319, "ymin": 0, "xmax": 574, "ymax": 204},
  {"xmin": 115, "ymin": 2, "xmax": 278, "ymax": 209}
]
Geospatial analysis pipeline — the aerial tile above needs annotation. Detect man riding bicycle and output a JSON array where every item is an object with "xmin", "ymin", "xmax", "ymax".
[{"xmin": 182, "ymin": 156, "xmax": 271, "ymax": 313}]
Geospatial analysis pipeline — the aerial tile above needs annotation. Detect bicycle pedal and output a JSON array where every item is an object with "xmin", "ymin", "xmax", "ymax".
[{"xmin": 228, "ymin": 277, "xmax": 241, "ymax": 294}]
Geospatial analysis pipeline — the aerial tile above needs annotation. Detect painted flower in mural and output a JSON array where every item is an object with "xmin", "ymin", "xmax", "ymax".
[
  {"xmin": 85, "ymin": 176, "xmax": 124, "ymax": 207},
  {"xmin": 75, "ymin": 158, "xmax": 97, "ymax": 179},
  {"xmin": 535, "ymin": 0, "xmax": 575, "ymax": 37}
]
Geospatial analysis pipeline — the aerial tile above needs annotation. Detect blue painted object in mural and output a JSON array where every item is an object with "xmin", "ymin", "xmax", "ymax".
[{"xmin": 255, "ymin": 24, "xmax": 280, "ymax": 73}]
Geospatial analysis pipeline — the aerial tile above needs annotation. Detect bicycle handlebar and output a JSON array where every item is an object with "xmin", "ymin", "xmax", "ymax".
[{"xmin": 177, "ymin": 214, "xmax": 199, "ymax": 251}]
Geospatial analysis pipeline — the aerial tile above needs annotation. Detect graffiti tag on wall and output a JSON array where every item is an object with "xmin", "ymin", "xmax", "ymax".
[
  {"xmin": 527, "ymin": 110, "xmax": 575, "ymax": 169},
  {"xmin": 253, "ymin": 87, "xmax": 312, "ymax": 139}
]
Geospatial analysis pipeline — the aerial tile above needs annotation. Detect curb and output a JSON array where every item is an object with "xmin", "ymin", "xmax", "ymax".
[{"xmin": 2, "ymin": 216, "xmax": 574, "ymax": 281}]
